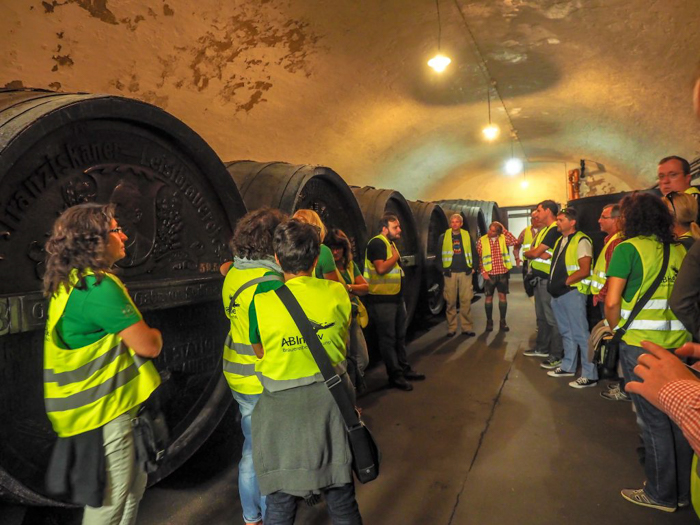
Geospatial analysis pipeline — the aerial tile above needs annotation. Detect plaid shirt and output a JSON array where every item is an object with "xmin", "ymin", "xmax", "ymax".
[
  {"xmin": 477, "ymin": 230, "xmax": 517, "ymax": 278},
  {"xmin": 659, "ymin": 380, "xmax": 700, "ymax": 456},
  {"xmin": 592, "ymin": 231, "xmax": 624, "ymax": 306}
]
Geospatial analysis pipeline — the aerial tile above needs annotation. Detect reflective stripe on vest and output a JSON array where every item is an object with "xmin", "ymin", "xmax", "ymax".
[
  {"xmin": 479, "ymin": 234, "xmax": 512, "ymax": 273},
  {"xmin": 441, "ymin": 228, "xmax": 473, "ymax": 268},
  {"xmin": 44, "ymin": 270, "xmax": 160, "ymax": 438},
  {"xmin": 254, "ymin": 277, "xmax": 351, "ymax": 392},
  {"xmin": 590, "ymin": 232, "xmax": 622, "ymax": 294},
  {"xmin": 222, "ymin": 268, "xmax": 282, "ymax": 395},
  {"xmin": 616, "ymin": 236, "xmax": 690, "ymax": 348},
  {"xmin": 551, "ymin": 231, "xmax": 593, "ymax": 295},
  {"xmin": 530, "ymin": 222, "xmax": 557, "ymax": 273},
  {"xmin": 364, "ymin": 234, "xmax": 402, "ymax": 295}
]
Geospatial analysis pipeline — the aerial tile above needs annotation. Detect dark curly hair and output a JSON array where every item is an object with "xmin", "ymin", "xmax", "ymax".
[
  {"xmin": 619, "ymin": 192, "xmax": 675, "ymax": 244},
  {"xmin": 231, "ymin": 207, "xmax": 288, "ymax": 260},
  {"xmin": 324, "ymin": 228, "xmax": 353, "ymax": 268},
  {"xmin": 43, "ymin": 203, "xmax": 115, "ymax": 297}
]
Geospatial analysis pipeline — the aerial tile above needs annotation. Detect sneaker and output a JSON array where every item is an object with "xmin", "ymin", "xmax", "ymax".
[
  {"xmin": 606, "ymin": 382, "xmax": 620, "ymax": 391},
  {"xmin": 523, "ymin": 349, "xmax": 549, "ymax": 358},
  {"xmin": 569, "ymin": 377, "xmax": 598, "ymax": 389},
  {"xmin": 540, "ymin": 357, "xmax": 562, "ymax": 370},
  {"xmin": 600, "ymin": 385, "xmax": 631, "ymax": 401},
  {"xmin": 620, "ymin": 488, "xmax": 676, "ymax": 512},
  {"xmin": 446, "ymin": 332, "xmax": 456, "ymax": 337},
  {"xmin": 547, "ymin": 367, "xmax": 575, "ymax": 377}
]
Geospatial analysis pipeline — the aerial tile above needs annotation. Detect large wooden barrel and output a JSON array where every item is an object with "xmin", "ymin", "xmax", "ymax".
[
  {"xmin": 350, "ymin": 187, "xmax": 422, "ymax": 324},
  {"xmin": 0, "ymin": 90, "xmax": 245, "ymax": 505},
  {"xmin": 407, "ymin": 200, "xmax": 448, "ymax": 316},
  {"xmin": 441, "ymin": 199, "xmax": 506, "ymax": 229},
  {"xmin": 226, "ymin": 161, "xmax": 367, "ymax": 265}
]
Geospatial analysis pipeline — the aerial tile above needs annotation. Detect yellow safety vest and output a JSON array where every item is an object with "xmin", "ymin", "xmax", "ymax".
[
  {"xmin": 254, "ymin": 276, "xmax": 351, "ymax": 392},
  {"xmin": 222, "ymin": 267, "xmax": 282, "ymax": 395},
  {"xmin": 521, "ymin": 225, "xmax": 535, "ymax": 252},
  {"xmin": 616, "ymin": 236, "xmax": 689, "ymax": 348},
  {"xmin": 44, "ymin": 270, "xmax": 161, "ymax": 438},
  {"xmin": 479, "ymin": 235, "xmax": 512, "ymax": 273},
  {"xmin": 364, "ymin": 234, "xmax": 403, "ymax": 295},
  {"xmin": 590, "ymin": 232, "xmax": 622, "ymax": 296},
  {"xmin": 685, "ymin": 187, "xmax": 700, "ymax": 195},
  {"xmin": 692, "ymin": 455, "xmax": 700, "ymax": 519},
  {"xmin": 441, "ymin": 228, "xmax": 473, "ymax": 269},
  {"xmin": 530, "ymin": 222, "xmax": 557, "ymax": 274},
  {"xmin": 550, "ymin": 231, "xmax": 593, "ymax": 295}
]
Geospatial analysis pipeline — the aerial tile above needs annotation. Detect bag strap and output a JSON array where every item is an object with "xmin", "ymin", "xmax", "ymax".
[
  {"xmin": 231, "ymin": 274, "xmax": 282, "ymax": 304},
  {"xmin": 274, "ymin": 286, "xmax": 361, "ymax": 430},
  {"xmin": 612, "ymin": 243, "xmax": 670, "ymax": 342}
]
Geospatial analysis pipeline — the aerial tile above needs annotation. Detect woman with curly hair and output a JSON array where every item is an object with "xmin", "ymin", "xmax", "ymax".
[
  {"xmin": 324, "ymin": 228, "xmax": 370, "ymax": 392},
  {"xmin": 221, "ymin": 207, "xmax": 287, "ymax": 525},
  {"xmin": 605, "ymin": 192, "xmax": 692, "ymax": 512},
  {"xmin": 292, "ymin": 209, "xmax": 340, "ymax": 282},
  {"xmin": 43, "ymin": 203, "xmax": 162, "ymax": 525},
  {"xmin": 663, "ymin": 191, "xmax": 700, "ymax": 250}
]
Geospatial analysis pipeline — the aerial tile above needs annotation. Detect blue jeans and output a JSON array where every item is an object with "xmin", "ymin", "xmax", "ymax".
[
  {"xmin": 231, "ymin": 391, "xmax": 265, "ymax": 523},
  {"xmin": 551, "ymin": 290, "xmax": 597, "ymax": 380},
  {"xmin": 619, "ymin": 341, "xmax": 692, "ymax": 506},
  {"xmin": 265, "ymin": 484, "xmax": 362, "ymax": 525},
  {"xmin": 533, "ymin": 278, "xmax": 564, "ymax": 359}
]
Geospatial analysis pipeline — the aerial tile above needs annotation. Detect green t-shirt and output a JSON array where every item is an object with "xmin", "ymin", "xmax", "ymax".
[
  {"xmin": 314, "ymin": 244, "xmax": 337, "ymax": 279},
  {"xmin": 57, "ymin": 274, "xmax": 142, "ymax": 349},
  {"xmin": 248, "ymin": 271, "xmax": 285, "ymax": 345},
  {"xmin": 607, "ymin": 242, "xmax": 644, "ymax": 303}
]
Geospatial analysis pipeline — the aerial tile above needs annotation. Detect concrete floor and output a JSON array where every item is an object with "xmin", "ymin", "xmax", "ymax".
[{"xmin": 6, "ymin": 277, "xmax": 699, "ymax": 524}]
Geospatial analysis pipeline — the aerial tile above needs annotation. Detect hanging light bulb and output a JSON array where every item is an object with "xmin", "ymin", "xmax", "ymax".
[
  {"xmin": 428, "ymin": 54, "xmax": 451, "ymax": 73},
  {"xmin": 506, "ymin": 158, "xmax": 524, "ymax": 176},
  {"xmin": 428, "ymin": 0, "xmax": 451, "ymax": 73},
  {"xmin": 482, "ymin": 88, "xmax": 500, "ymax": 141},
  {"xmin": 520, "ymin": 179, "xmax": 529, "ymax": 189}
]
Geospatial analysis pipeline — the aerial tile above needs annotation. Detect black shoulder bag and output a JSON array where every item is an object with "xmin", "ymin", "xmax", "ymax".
[
  {"xmin": 601, "ymin": 243, "xmax": 670, "ymax": 376},
  {"xmin": 274, "ymin": 286, "xmax": 381, "ymax": 484}
]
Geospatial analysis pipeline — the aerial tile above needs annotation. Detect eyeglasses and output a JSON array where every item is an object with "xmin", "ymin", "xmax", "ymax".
[{"xmin": 109, "ymin": 227, "xmax": 123, "ymax": 234}]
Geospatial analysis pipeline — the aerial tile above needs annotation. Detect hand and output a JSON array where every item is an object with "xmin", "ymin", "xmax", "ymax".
[
  {"xmin": 675, "ymin": 342, "xmax": 700, "ymax": 361},
  {"xmin": 483, "ymin": 274, "xmax": 491, "ymax": 282},
  {"xmin": 625, "ymin": 340, "xmax": 700, "ymax": 410},
  {"xmin": 391, "ymin": 244, "xmax": 399, "ymax": 259},
  {"xmin": 515, "ymin": 258, "xmax": 521, "ymax": 266}
]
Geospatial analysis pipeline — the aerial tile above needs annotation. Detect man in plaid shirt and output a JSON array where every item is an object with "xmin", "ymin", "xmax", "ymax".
[{"xmin": 477, "ymin": 221, "xmax": 517, "ymax": 332}]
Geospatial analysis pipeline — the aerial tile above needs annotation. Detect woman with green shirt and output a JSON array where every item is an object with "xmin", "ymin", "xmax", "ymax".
[
  {"xmin": 325, "ymin": 228, "xmax": 370, "ymax": 392},
  {"xmin": 605, "ymin": 192, "xmax": 692, "ymax": 513},
  {"xmin": 43, "ymin": 203, "xmax": 162, "ymax": 525},
  {"xmin": 292, "ymin": 209, "xmax": 340, "ymax": 282}
]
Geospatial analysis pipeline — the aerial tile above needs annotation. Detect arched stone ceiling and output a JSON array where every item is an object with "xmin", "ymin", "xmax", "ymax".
[{"xmin": 2, "ymin": 0, "xmax": 700, "ymax": 206}]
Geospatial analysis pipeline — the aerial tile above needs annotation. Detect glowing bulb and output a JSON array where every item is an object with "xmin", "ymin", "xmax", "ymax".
[
  {"xmin": 428, "ymin": 54, "xmax": 451, "ymax": 73},
  {"xmin": 520, "ymin": 180, "xmax": 529, "ymax": 189},
  {"xmin": 482, "ymin": 124, "xmax": 500, "ymax": 141},
  {"xmin": 505, "ymin": 157, "xmax": 523, "ymax": 176}
]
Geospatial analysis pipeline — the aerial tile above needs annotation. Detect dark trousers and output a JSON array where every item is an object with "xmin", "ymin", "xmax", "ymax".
[
  {"xmin": 265, "ymin": 484, "xmax": 363, "ymax": 525},
  {"xmin": 368, "ymin": 300, "xmax": 409, "ymax": 379}
]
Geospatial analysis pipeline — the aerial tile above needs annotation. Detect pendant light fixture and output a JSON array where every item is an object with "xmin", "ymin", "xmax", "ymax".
[
  {"xmin": 505, "ymin": 134, "xmax": 523, "ymax": 176},
  {"xmin": 428, "ymin": 0, "xmax": 451, "ymax": 73},
  {"xmin": 482, "ymin": 86, "xmax": 500, "ymax": 141}
]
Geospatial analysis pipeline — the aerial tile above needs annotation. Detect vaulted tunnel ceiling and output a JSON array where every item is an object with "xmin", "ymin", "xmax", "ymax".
[{"xmin": 2, "ymin": 0, "xmax": 700, "ymax": 206}]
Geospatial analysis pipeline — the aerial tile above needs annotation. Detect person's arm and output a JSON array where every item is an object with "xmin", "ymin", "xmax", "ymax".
[
  {"xmin": 120, "ymin": 321, "xmax": 163, "ymax": 358},
  {"xmin": 514, "ymin": 230, "xmax": 525, "ymax": 264},
  {"xmin": 350, "ymin": 272, "xmax": 369, "ymax": 296},
  {"xmin": 605, "ymin": 276, "xmax": 626, "ymax": 328},
  {"xmin": 324, "ymin": 271, "xmax": 341, "ymax": 282},
  {"xmin": 503, "ymin": 230, "xmax": 518, "ymax": 247},
  {"xmin": 373, "ymin": 243, "xmax": 400, "ymax": 275},
  {"xmin": 566, "ymin": 256, "xmax": 592, "ymax": 286},
  {"xmin": 220, "ymin": 261, "xmax": 233, "ymax": 276},
  {"xmin": 670, "ymin": 243, "xmax": 700, "ymax": 340},
  {"xmin": 524, "ymin": 243, "xmax": 551, "ymax": 260}
]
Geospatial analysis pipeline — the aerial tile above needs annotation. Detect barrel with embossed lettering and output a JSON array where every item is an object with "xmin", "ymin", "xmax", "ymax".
[
  {"xmin": 350, "ymin": 186, "xmax": 422, "ymax": 325},
  {"xmin": 0, "ymin": 89, "xmax": 245, "ymax": 505},
  {"xmin": 226, "ymin": 161, "xmax": 368, "ymax": 264}
]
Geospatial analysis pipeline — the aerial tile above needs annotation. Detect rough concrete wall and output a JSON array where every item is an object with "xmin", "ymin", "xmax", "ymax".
[{"xmin": 0, "ymin": 0, "xmax": 697, "ymax": 206}]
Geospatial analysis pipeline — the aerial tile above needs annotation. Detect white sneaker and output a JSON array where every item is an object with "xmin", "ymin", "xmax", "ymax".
[
  {"xmin": 547, "ymin": 367, "xmax": 575, "ymax": 378},
  {"xmin": 569, "ymin": 377, "xmax": 598, "ymax": 389}
]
